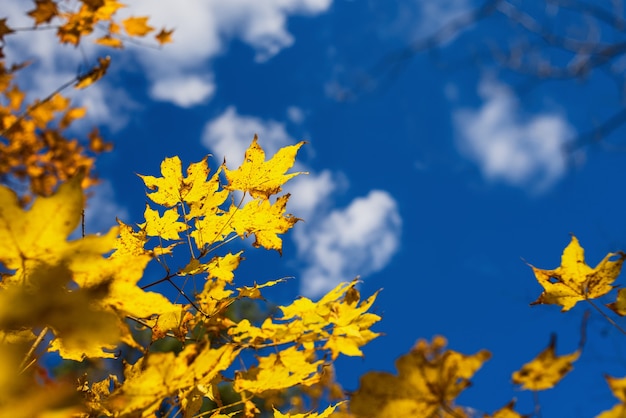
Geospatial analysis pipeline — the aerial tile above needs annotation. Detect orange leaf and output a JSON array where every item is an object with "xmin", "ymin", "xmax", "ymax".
[
  {"xmin": 0, "ymin": 18, "xmax": 15, "ymax": 41},
  {"xmin": 122, "ymin": 16, "xmax": 154, "ymax": 37},
  {"xmin": 76, "ymin": 56, "xmax": 111, "ymax": 89},
  {"xmin": 155, "ymin": 28, "xmax": 174, "ymax": 45},
  {"xmin": 28, "ymin": 0, "xmax": 59, "ymax": 25},
  {"xmin": 95, "ymin": 35, "xmax": 123, "ymax": 49}
]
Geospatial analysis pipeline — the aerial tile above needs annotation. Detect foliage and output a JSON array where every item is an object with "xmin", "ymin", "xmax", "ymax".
[{"xmin": 3, "ymin": 1, "xmax": 626, "ymax": 418}]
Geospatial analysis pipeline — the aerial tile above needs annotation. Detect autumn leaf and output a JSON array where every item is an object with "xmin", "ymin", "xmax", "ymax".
[
  {"xmin": 76, "ymin": 56, "xmax": 111, "ymax": 89},
  {"xmin": 5, "ymin": 85, "xmax": 24, "ymax": 110},
  {"xmin": 155, "ymin": 28, "xmax": 174, "ymax": 44},
  {"xmin": 528, "ymin": 235, "xmax": 626, "ymax": 312},
  {"xmin": 28, "ymin": 0, "xmax": 59, "ymax": 25},
  {"xmin": 0, "ymin": 19, "xmax": 15, "ymax": 42},
  {"xmin": 95, "ymin": 35, "xmax": 123, "ymax": 48},
  {"xmin": 231, "ymin": 194, "xmax": 300, "ymax": 254},
  {"xmin": 596, "ymin": 375, "xmax": 626, "ymax": 418},
  {"xmin": 349, "ymin": 336, "xmax": 490, "ymax": 418},
  {"xmin": 512, "ymin": 334, "xmax": 579, "ymax": 391},
  {"xmin": 234, "ymin": 346, "xmax": 323, "ymax": 393},
  {"xmin": 108, "ymin": 343, "xmax": 237, "ymax": 416},
  {"xmin": 122, "ymin": 16, "xmax": 154, "ymax": 36},
  {"xmin": 140, "ymin": 205, "xmax": 188, "ymax": 240},
  {"xmin": 224, "ymin": 135, "xmax": 306, "ymax": 199}
]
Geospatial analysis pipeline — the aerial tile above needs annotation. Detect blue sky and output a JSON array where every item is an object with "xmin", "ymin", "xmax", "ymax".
[{"xmin": 6, "ymin": 0, "xmax": 626, "ymax": 416}]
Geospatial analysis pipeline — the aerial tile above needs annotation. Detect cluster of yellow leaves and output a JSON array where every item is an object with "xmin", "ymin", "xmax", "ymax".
[
  {"xmin": 0, "ymin": 0, "xmax": 173, "ymax": 202},
  {"xmin": 0, "ymin": 133, "xmax": 381, "ymax": 417}
]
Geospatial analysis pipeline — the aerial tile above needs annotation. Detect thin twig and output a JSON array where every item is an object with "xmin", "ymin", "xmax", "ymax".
[
  {"xmin": 19, "ymin": 326, "xmax": 49, "ymax": 374},
  {"xmin": 586, "ymin": 299, "xmax": 626, "ymax": 336}
]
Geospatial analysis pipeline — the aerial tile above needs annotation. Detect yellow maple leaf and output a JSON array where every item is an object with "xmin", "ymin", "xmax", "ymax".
[
  {"xmin": 224, "ymin": 135, "xmax": 306, "ymax": 199},
  {"xmin": 122, "ymin": 16, "xmax": 154, "ymax": 37},
  {"xmin": 607, "ymin": 288, "xmax": 626, "ymax": 316},
  {"xmin": 139, "ymin": 155, "xmax": 227, "ymax": 213},
  {"xmin": 231, "ymin": 194, "xmax": 299, "ymax": 254},
  {"xmin": 512, "ymin": 334, "xmax": 579, "ymax": 391},
  {"xmin": 234, "ymin": 346, "xmax": 322, "ymax": 393},
  {"xmin": 27, "ymin": 0, "xmax": 59, "ymax": 25},
  {"xmin": 528, "ymin": 235, "xmax": 626, "ymax": 312},
  {"xmin": 140, "ymin": 205, "xmax": 188, "ymax": 240},
  {"xmin": 0, "ymin": 175, "xmax": 113, "ymax": 275},
  {"xmin": 596, "ymin": 375, "xmax": 626, "ymax": 418},
  {"xmin": 349, "ymin": 336, "xmax": 490, "ymax": 418}
]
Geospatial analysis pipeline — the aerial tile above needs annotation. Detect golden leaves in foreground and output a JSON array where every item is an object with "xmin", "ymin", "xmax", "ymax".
[
  {"xmin": 512, "ymin": 334, "xmax": 579, "ymax": 391},
  {"xmin": 528, "ymin": 235, "xmax": 626, "ymax": 312},
  {"xmin": 349, "ymin": 336, "xmax": 490, "ymax": 418}
]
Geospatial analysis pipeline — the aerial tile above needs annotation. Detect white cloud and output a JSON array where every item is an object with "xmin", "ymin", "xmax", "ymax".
[
  {"xmin": 287, "ymin": 106, "xmax": 306, "ymax": 124},
  {"xmin": 84, "ymin": 180, "xmax": 129, "ymax": 234},
  {"xmin": 285, "ymin": 170, "xmax": 342, "ymax": 221},
  {"xmin": 150, "ymin": 76, "xmax": 215, "ymax": 108},
  {"xmin": 454, "ymin": 78, "xmax": 574, "ymax": 192},
  {"xmin": 201, "ymin": 106, "xmax": 294, "ymax": 167},
  {"xmin": 117, "ymin": 0, "xmax": 333, "ymax": 105},
  {"xmin": 295, "ymin": 190, "xmax": 402, "ymax": 298}
]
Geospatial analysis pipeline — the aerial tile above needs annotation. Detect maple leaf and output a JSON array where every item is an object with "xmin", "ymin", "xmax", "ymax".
[
  {"xmin": 224, "ymin": 135, "xmax": 306, "ymax": 199},
  {"xmin": 155, "ymin": 28, "xmax": 174, "ymax": 44},
  {"xmin": 28, "ymin": 0, "xmax": 59, "ymax": 25},
  {"xmin": 231, "ymin": 194, "xmax": 299, "ymax": 254},
  {"xmin": 0, "ymin": 175, "xmax": 114, "ymax": 275},
  {"xmin": 140, "ymin": 205, "xmax": 188, "ymax": 240},
  {"xmin": 596, "ymin": 375, "xmax": 626, "ymax": 418},
  {"xmin": 93, "ymin": 0, "xmax": 126, "ymax": 20},
  {"xmin": 76, "ymin": 56, "xmax": 111, "ymax": 89},
  {"xmin": 234, "ymin": 346, "xmax": 323, "ymax": 393},
  {"xmin": 349, "ymin": 336, "xmax": 490, "ymax": 418},
  {"xmin": 0, "ymin": 19, "xmax": 15, "ymax": 42},
  {"xmin": 512, "ymin": 334, "xmax": 579, "ymax": 391},
  {"xmin": 528, "ymin": 235, "xmax": 626, "ymax": 312},
  {"xmin": 122, "ymin": 16, "xmax": 154, "ymax": 36},
  {"xmin": 139, "ymin": 155, "xmax": 226, "ymax": 212}
]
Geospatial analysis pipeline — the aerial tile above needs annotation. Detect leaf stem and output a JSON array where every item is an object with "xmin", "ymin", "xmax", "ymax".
[
  {"xmin": 19, "ymin": 326, "xmax": 49, "ymax": 374},
  {"xmin": 586, "ymin": 299, "xmax": 626, "ymax": 336}
]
